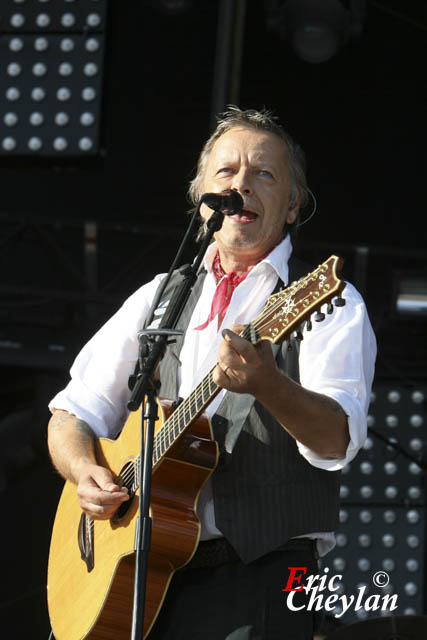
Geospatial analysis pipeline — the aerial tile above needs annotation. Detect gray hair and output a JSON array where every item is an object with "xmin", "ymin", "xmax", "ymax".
[{"xmin": 188, "ymin": 105, "xmax": 309, "ymax": 239}]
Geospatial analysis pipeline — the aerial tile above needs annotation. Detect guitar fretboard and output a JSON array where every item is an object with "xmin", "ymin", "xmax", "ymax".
[
  {"xmin": 154, "ymin": 368, "xmax": 219, "ymax": 464},
  {"xmin": 126, "ymin": 256, "xmax": 344, "ymax": 491}
]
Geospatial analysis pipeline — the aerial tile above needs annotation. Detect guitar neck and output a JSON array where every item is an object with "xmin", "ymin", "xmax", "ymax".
[
  {"xmin": 152, "ymin": 321, "xmax": 257, "ymax": 465},
  {"xmin": 153, "ymin": 366, "xmax": 220, "ymax": 465},
  {"xmin": 142, "ymin": 254, "xmax": 345, "ymax": 475}
]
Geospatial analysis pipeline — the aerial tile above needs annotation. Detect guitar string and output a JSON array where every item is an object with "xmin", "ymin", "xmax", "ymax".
[
  {"xmin": 154, "ymin": 268, "xmax": 341, "ymax": 462},
  {"xmin": 116, "ymin": 322, "xmax": 253, "ymax": 490},
  {"xmin": 87, "ymin": 286, "xmax": 318, "ymax": 540},
  {"xmin": 89, "ymin": 268, "xmax": 338, "ymax": 537},
  {"xmin": 117, "ymin": 271, "xmax": 331, "ymax": 490},
  {"xmin": 85, "ymin": 291, "xmax": 295, "ymax": 539},
  {"xmin": 158, "ymin": 280, "xmax": 311, "ymax": 443},
  {"xmin": 120, "ymin": 284, "xmax": 314, "ymax": 488},
  {"xmin": 118, "ymin": 265, "xmax": 338, "ymax": 486}
]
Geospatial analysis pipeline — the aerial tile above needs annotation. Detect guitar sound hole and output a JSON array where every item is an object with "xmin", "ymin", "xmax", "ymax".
[{"xmin": 112, "ymin": 461, "xmax": 136, "ymax": 523}]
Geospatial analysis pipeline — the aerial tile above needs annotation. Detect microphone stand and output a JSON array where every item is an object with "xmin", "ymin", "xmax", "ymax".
[{"xmin": 127, "ymin": 204, "xmax": 225, "ymax": 640}]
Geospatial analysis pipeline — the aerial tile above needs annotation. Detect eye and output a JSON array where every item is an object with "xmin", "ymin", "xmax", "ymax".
[
  {"xmin": 257, "ymin": 169, "xmax": 273, "ymax": 178},
  {"xmin": 217, "ymin": 167, "xmax": 234, "ymax": 175}
]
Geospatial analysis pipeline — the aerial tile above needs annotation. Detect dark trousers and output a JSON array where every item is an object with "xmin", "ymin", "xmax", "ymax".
[{"xmin": 148, "ymin": 540, "xmax": 318, "ymax": 640}]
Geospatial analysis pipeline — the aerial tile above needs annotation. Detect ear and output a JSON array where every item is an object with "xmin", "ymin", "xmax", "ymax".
[{"xmin": 285, "ymin": 198, "xmax": 300, "ymax": 224}]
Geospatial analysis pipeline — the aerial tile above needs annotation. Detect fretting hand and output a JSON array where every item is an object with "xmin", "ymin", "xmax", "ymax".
[{"xmin": 213, "ymin": 325, "xmax": 281, "ymax": 400}]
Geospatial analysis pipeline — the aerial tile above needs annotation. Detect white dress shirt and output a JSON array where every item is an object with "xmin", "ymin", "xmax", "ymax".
[{"xmin": 50, "ymin": 236, "xmax": 377, "ymax": 555}]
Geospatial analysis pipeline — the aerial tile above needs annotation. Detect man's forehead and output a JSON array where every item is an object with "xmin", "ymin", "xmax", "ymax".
[{"xmin": 210, "ymin": 127, "xmax": 288, "ymax": 164}]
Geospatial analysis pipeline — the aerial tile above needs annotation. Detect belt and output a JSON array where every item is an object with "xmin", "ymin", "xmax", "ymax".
[{"xmin": 184, "ymin": 537, "xmax": 316, "ymax": 570}]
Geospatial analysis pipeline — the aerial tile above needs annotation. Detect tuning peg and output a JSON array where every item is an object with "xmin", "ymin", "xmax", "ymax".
[
  {"xmin": 287, "ymin": 340, "xmax": 293, "ymax": 352},
  {"xmin": 314, "ymin": 311, "xmax": 325, "ymax": 322},
  {"xmin": 335, "ymin": 297, "xmax": 346, "ymax": 307},
  {"xmin": 306, "ymin": 319, "xmax": 312, "ymax": 331},
  {"xmin": 327, "ymin": 303, "xmax": 334, "ymax": 314},
  {"xmin": 295, "ymin": 330, "xmax": 304, "ymax": 342}
]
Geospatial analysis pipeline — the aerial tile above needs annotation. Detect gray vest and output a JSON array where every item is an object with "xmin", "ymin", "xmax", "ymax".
[{"xmin": 153, "ymin": 260, "xmax": 341, "ymax": 563}]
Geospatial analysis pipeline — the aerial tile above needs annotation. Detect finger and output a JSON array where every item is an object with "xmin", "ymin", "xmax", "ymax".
[
  {"xmin": 221, "ymin": 328, "xmax": 259, "ymax": 363},
  {"xmin": 218, "ymin": 329, "xmax": 259, "ymax": 369},
  {"xmin": 102, "ymin": 481, "xmax": 128, "ymax": 494},
  {"xmin": 77, "ymin": 475, "xmax": 129, "ymax": 513},
  {"xmin": 81, "ymin": 501, "xmax": 119, "ymax": 520},
  {"xmin": 254, "ymin": 337, "xmax": 276, "ymax": 363},
  {"xmin": 87, "ymin": 465, "xmax": 118, "ymax": 488},
  {"xmin": 85, "ymin": 465, "xmax": 129, "ymax": 495},
  {"xmin": 78, "ymin": 484, "xmax": 129, "ymax": 504},
  {"xmin": 218, "ymin": 359, "xmax": 234, "ymax": 377},
  {"xmin": 213, "ymin": 363, "xmax": 232, "ymax": 389},
  {"xmin": 230, "ymin": 323, "xmax": 246, "ymax": 335},
  {"xmin": 78, "ymin": 486, "xmax": 129, "ymax": 520}
]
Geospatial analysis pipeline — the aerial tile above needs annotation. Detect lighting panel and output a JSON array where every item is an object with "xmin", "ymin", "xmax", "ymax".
[
  {"xmin": 325, "ymin": 384, "xmax": 426, "ymax": 624},
  {"xmin": 340, "ymin": 387, "xmax": 425, "ymax": 506},
  {"xmin": 322, "ymin": 505, "xmax": 425, "ymax": 622},
  {"xmin": 0, "ymin": 0, "xmax": 107, "ymax": 157}
]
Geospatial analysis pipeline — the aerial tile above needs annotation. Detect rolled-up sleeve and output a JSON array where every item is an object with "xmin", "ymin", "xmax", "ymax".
[
  {"xmin": 296, "ymin": 282, "xmax": 377, "ymax": 471},
  {"xmin": 49, "ymin": 274, "xmax": 165, "ymax": 438}
]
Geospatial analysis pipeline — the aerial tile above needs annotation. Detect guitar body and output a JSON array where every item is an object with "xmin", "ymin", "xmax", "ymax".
[{"xmin": 47, "ymin": 398, "xmax": 218, "ymax": 640}]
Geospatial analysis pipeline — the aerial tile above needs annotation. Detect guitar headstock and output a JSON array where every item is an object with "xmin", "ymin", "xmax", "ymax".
[{"xmin": 250, "ymin": 255, "xmax": 346, "ymax": 345}]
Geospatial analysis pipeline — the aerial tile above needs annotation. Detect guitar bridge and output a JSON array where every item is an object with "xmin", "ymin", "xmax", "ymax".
[{"xmin": 78, "ymin": 513, "xmax": 94, "ymax": 573}]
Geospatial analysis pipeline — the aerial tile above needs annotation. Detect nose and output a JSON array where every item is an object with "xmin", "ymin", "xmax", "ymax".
[{"xmin": 231, "ymin": 167, "xmax": 252, "ymax": 194}]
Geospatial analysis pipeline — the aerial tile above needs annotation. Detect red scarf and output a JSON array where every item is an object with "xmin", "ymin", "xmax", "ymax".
[{"xmin": 195, "ymin": 251, "xmax": 255, "ymax": 331}]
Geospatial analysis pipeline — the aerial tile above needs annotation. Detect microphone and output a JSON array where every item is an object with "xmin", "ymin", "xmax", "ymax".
[{"xmin": 200, "ymin": 190, "xmax": 243, "ymax": 214}]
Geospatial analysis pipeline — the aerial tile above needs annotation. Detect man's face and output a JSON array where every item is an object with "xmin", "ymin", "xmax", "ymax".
[{"xmin": 201, "ymin": 127, "xmax": 298, "ymax": 259}]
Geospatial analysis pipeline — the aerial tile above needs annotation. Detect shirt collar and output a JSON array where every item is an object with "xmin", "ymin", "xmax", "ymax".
[{"xmin": 203, "ymin": 234, "xmax": 293, "ymax": 286}]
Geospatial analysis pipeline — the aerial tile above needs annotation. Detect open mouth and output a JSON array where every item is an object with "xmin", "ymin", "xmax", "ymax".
[{"xmin": 229, "ymin": 208, "xmax": 258, "ymax": 223}]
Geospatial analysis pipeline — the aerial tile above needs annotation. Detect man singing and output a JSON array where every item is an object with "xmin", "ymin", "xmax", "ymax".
[{"xmin": 48, "ymin": 106, "xmax": 376, "ymax": 639}]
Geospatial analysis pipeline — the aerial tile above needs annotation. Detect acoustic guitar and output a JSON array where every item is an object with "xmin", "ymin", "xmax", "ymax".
[{"xmin": 47, "ymin": 255, "xmax": 345, "ymax": 639}]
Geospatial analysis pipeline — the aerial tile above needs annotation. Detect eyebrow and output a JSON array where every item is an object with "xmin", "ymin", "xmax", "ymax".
[{"xmin": 213, "ymin": 155, "xmax": 277, "ymax": 170}]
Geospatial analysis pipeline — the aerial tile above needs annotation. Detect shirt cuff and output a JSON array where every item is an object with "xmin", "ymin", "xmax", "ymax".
[
  {"xmin": 49, "ymin": 377, "xmax": 128, "ymax": 439},
  {"xmin": 296, "ymin": 389, "xmax": 368, "ymax": 471}
]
